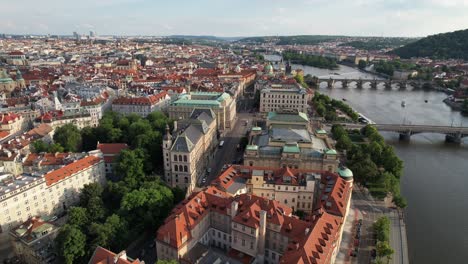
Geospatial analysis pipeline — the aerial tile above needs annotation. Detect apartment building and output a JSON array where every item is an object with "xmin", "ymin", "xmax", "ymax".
[
  {"xmin": 163, "ymin": 109, "xmax": 217, "ymax": 193},
  {"xmin": 0, "ymin": 112, "xmax": 24, "ymax": 135},
  {"xmin": 259, "ymin": 83, "xmax": 312, "ymax": 113},
  {"xmin": 244, "ymin": 110, "xmax": 339, "ymax": 172},
  {"xmin": 112, "ymin": 91, "xmax": 170, "ymax": 117},
  {"xmin": 0, "ymin": 153, "xmax": 106, "ymax": 235},
  {"xmin": 34, "ymin": 110, "xmax": 94, "ymax": 129},
  {"xmin": 9, "ymin": 216, "xmax": 59, "ymax": 264},
  {"xmin": 156, "ymin": 165, "xmax": 353, "ymax": 264},
  {"xmin": 89, "ymin": 247, "xmax": 141, "ymax": 264},
  {"xmin": 212, "ymin": 166, "xmax": 332, "ymax": 214},
  {"xmin": 168, "ymin": 92, "xmax": 236, "ymax": 132}
]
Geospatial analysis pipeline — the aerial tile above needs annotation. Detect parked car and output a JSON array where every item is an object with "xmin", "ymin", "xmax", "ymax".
[{"xmin": 354, "ymin": 239, "xmax": 360, "ymax": 247}]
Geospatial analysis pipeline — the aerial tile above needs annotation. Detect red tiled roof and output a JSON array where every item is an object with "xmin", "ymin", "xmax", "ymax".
[
  {"xmin": 89, "ymin": 246, "xmax": 140, "ymax": 264},
  {"xmin": 112, "ymin": 92, "xmax": 169, "ymax": 106},
  {"xmin": 97, "ymin": 143, "xmax": 128, "ymax": 155},
  {"xmin": 44, "ymin": 156, "xmax": 101, "ymax": 186}
]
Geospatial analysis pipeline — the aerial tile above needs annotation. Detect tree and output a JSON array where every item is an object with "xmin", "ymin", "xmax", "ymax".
[
  {"xmin": 49, "ymin": 143, "xmax": 65, "ymax": 153},
  {"xmin": 68, "ymin": 207, "xmax": 89, "ymax": 228},
  {"xmin": 79, "ymin": 183, "xmax": 103, "ymax": 207},
  {"xmin": 373, "ymin": 216, "xmax": 390, "ymax": 242},
  {"xmin": 31, "ymin": 140, "xmax": 49, "ymax": 153},
  {"xmin": 87, "ymin": 196, "xmax": 106, "ymax": 222},
  {"xmin": 53, "ymin": 123, "xmax": 82, "ymax": 152},
  {"xmin": 376, "ymin": 241, "xmax": 394, "ymax": 263},
  {"xmin": 114, "ymin": 149, "xmax": 147, "ymax": 189},
  {"xmin": 55, "ymin": 225, "xmax": 87, "ymax": 264},
  {"xmin": 358, "ymin": 59, "xmax": 367, "ymax": 69},
  {"xmin": 393, "ymin": 195, "xmax": 408, "ymax": 208},
  {"xmin": 462, "ymin": 99, "xmax": 468, "ymax": 115},
  {"xmin": 81, "ymin": 126, "xmax": 97, "ymax": 151}
]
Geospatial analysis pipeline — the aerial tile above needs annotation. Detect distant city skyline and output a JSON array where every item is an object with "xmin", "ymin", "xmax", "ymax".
[{"xmin": 1, "ymin": 0, "xmax": 468, "ymax": 37}]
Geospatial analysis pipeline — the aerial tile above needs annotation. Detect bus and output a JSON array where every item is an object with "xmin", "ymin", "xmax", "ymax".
[{"xmin": 219, "ymin": 140, "xmax": 225, "ymax": 148}]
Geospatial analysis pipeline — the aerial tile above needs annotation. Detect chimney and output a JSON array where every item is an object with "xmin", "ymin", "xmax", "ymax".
[
  {"xmin": 305, "ymin": 227, "xmax": 310, "ymax": 235},
  {"xmin": 231, "ymin": 201, "xmax": 239, "ymax": 219}
]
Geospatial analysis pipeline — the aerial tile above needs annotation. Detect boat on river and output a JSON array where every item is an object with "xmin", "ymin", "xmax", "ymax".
[{"xmin": 401, "ymin": 101, "xmax": 406, "ymax": 107}]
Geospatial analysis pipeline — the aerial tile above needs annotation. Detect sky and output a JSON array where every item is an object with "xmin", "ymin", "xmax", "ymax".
[{"xmin": 1, "ymin": 0, "xmax": 468, "ymax": 37}]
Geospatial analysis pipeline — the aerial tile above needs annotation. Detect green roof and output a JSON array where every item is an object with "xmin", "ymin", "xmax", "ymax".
[
  {"xmin": 246, "ymin": 145, "xmax": 258, "ymax": 151},
  {"xmin": 267, "ymin": 111, "xmax": 309, "ymax": 123},
  {"xmin": 283, "ymin": 144, "xmax": 300, "ymax": 153},
  {"xmin": 315, "ymin": 129, "xmax": 327, "ymax": 134},
  {"xmin": 216, "ymin": 92, "xmax": 231, "ymax": 102},
  {"xmin": 252, "ymin": 127, "xmax": 262, "ymax": 131},
  {"xmin": 172, "ymin": 99, "xmax": 221, "ymax": 107},
  {"xmin": 338, "ymin": 167, "xmax": 353, "ymax": 178},
  {"xmin": 325, "ymin": 149, "xmax": 337, "ymax": 155}
]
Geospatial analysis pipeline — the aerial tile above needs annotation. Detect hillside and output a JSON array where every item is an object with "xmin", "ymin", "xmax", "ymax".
[
  {"xmin": 237, "ymin": 35, "xmax": 344, "ymax": 45},
  {"xmin": 392, "ymin": 29, "xmax": 468, "ymax": 60}
]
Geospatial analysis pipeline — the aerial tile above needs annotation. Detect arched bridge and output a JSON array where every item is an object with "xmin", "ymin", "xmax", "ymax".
[
  {"xmin": 337, "ymin": 123, "xmax": 468, "ymax": 144},
  {"xmin": 318, "ymin": 78, "xmax": 435, "ymax": 89}
]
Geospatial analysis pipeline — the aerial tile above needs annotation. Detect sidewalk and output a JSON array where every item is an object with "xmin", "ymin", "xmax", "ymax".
[{"xmin": 335, "ymin": 201, "xmax": 360, "ymax": 264}]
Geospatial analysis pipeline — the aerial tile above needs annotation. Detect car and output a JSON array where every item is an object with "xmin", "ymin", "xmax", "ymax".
[
  {"xmin": 50, "ymin": 216, "xmax": 58, "ymax": 222},
  {"xmin": 355, "ymin": 233, "xmax": 361, "ymax": 239},
  {"xmin": 349, "ymin": 250, "xmax": 357, "ymax": 257},
  {"xmin": 222, "ymin": 165, "xmax": 228, "ymax": 170},
  {"xmin": 354, "ymin": 239, "xmax": 360, "ymax": 247},
  {"xmin": 202, "ymin": 177, "xmax": 207, "ymax": 183}
]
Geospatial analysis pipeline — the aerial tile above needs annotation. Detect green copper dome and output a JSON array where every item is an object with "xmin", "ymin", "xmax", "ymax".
[{"xmin": 338, "ymin": 167, "xmax": 353, "ymax": 179}]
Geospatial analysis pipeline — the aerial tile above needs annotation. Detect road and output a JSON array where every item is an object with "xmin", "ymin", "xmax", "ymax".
[
  {"xmin": 352, "ymin": 186, "xmax": 409, "ymax": 264},
  {"xmin": 200, "ymin": 95, "xmax": 256, "ymax": 186}
]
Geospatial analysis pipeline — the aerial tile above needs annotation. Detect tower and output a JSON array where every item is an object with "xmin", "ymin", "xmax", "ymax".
[{"xmin": 162, "ymin": 124, "xmax": 173, "ymax": 185}]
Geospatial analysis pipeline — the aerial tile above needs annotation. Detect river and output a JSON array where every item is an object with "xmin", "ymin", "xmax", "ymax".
[{"xmin": 265, "ymin": 55, "xmax": 468, "ymax": 264}]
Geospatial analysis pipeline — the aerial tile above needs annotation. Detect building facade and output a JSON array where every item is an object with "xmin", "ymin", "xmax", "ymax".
[
  {"xmin": 156, "ymin": 164, "xmax": 353, "ymax": 264},
  {"xmin": 112, "ymin": 92, "xmax": 170, "ymax": 117},
  {"xmin": 0, "ymin": 154, "xmax": 106, "ymax": 235},
  {"xmin": 259, "ymin": 83, "xmax": 312, "ymax": 113},
  {"xmin": 163, "ymin": 109, "xmax": 218, "ymax": 193},
  {"xmin": 244, "ymin": 111, "xmax": 339, "ymax": 172}
]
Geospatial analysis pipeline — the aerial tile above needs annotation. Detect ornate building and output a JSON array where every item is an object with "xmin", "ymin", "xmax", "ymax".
[
  {"xmin": 244, "ymin": 110, "xmax": 339, "ymax": 172},
  {"xmin": 0, "ymin": 70, "xmax": 25, "ymax": 95},
  {"xmin": 163, "ymin": 109, "xmax": 218, "ymax": 193}
]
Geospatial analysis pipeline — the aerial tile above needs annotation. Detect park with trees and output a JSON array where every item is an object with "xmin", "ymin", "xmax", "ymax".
[
  {"xmin": 52, "ymin": 111, "xmax": 185, "ymax": 263},
  {"xmin": 312, "ymin": 92, "xmax": 359, "ymax": 122},
  {"xmin": 331, "ymin": 124, "xmax": 407, "ymax": 208}
]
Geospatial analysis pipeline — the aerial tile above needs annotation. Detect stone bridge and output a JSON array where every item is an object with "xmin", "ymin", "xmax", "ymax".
[
  {"xmin": 318, "ymin": 78, "xmax": 435, "ymax": 90},
  {"xmin": 336, "ymin": 123, "xmax": 468, "ymax": 143}
]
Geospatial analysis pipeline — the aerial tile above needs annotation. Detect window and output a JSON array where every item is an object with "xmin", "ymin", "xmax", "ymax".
[
  {"xmin": 178, "ymin": 165, "xmax": 183, "ymax": 172},
  {"xmin": 184, "ymin": 155, "xmax": 187, "ymax": 162},
  {"xmin": 224, "ymin": 234, "xmax": 227, "ymax": 240},
  {"xmin": 184, "ymin": 177, "xmax": 188, "ymax": 183},
  {"xmin": 250, "ymin": 241, "xmax": 254, "ymax": 249},
  {"xmin": 179, "ymin": 155, "xmax": 182, "ymax": 161},
  {"xmin": 174, "ymin": 155, "xmax": 177, "ymax": 161},
  {"xmin": 184, "ymin": 165, "xmax": 188, "ymax": 172},
  {"xmin": 242, "ymin": 239, "xmax": 245, "ymax": 246},
  {"xmin": 174, "ymin": 166, "xmax": 178, "ymax": 172},
  {"xmin": 292, "ymin": 198, "xmax": 295, "ymax": 203}
]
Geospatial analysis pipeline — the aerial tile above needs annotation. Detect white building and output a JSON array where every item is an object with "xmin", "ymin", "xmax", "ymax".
[
  {"xmin": 259, "ymin": 83, "xmax": 312, "ymax": 113},
  {"xmin": 0, "ymin": 154, "xmax": 106, "ymax": 235},
  {"xmin": 112, "ymin": 91, "xmax": 170, "ymax": 117}
]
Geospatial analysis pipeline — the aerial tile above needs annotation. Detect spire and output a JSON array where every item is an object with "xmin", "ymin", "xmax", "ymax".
[{"xmin": 163, "ymin": 124, "xmax": 172, "ymax": 141}]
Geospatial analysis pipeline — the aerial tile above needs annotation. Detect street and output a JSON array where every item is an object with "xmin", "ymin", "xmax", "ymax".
[
  {"xmin": 201, "ymin": 94, "xmax": 256, "ymax": 186},
  {"xmin": 351, "ymin": 186, "xmax": 409, "ymax": 264}
]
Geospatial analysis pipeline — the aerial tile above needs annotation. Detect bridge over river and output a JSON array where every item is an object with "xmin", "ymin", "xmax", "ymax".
[
  {"xmin": 336, "ymin": 123, "xmax": 468, "ymax": 143},
  {"xmin": 318, "ymin": 78, "xmax": 436, "ymax": 90}
]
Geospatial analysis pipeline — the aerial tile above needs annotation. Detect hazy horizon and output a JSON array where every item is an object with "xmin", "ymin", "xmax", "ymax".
[{"xmin": 2, "ymin": 0, "xmax": 468, "ymax": 38}]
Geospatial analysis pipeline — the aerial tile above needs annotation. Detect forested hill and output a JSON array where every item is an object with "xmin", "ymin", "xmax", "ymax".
[{"xmin": 392, "ymin": 29, "xmax": 468, "ymax": 60}]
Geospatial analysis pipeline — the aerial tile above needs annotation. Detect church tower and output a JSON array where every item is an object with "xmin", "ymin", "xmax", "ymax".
[{"xmin": 162, "ymin": 124, "xmax": 173, "ymax": 185}]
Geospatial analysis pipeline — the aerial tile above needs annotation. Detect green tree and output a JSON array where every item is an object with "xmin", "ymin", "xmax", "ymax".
[
  {"xmin": 87, "ymin": 196, "xmax": 106, "ymax": 222},
  {"xmin": 31, "ymin": 140, "xmax": 49, "ymax": 153},
  {"xmin": 393, "ymin": 195, "xmax": 408, "ymax": 208},
  {"xmin": 358, "ymin": 59, "xmax": 367, "ymax": 69},
  {"xmin": 115, "ymin": 149, "xmax": 147, "ymax": 189},
  {"xmin": 55, "ymin": 225, "xmax": 87, "ymax": 264},
  {"xmin": 462, "ymin": 99, "xmax": 468, "ymax": 115},
  {"xmin": 373, "ymin": 216, "xmax": 390, "ymax": 242},
  {"xmin": 67, "ymin": 207, "xmax": 89, "ymax": 228},
  {"xmin": 79, "ymin": 183, "xmax": 103, "ymax": 207},
  {"xmin": 376, "ymin": 241, "xmax": 394, "ymax": 263},
  {"xmin": 49, "ymin": 143, "xmax": 65, "ymax": 153},
  {"xmin": 53, "ymin": 123, "xmax": 82, "ymax": 152},
  {"xmin": 81, "ymin": 126, "xmax": 97, "ymax": 151}
]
